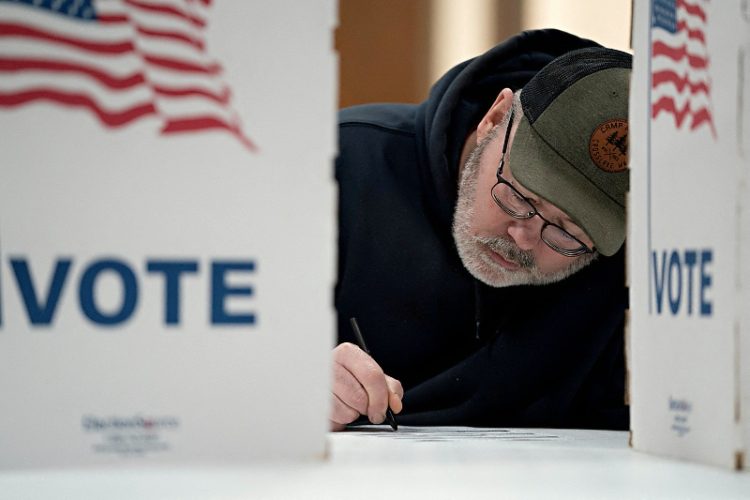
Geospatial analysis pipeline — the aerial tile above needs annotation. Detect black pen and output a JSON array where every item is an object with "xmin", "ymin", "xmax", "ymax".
[{"xmin": 349, "ymin": 317, "xmax": 399, "ymax": 431}]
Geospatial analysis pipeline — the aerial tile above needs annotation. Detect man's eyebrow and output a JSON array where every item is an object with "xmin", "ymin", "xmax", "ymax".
[
  {"xmin": 518, "ymin": 182, "xmax": 583, "ymax": 234},
  {"xmin": 546, "ymin": 208, "xmax": 578, "ymax": 232},
  {"xmin": 559, "ymin": 217, "xmax": 589, "ymax": 241},
  {"xmin": 510, "ymin": 180, "xmax": 541, "ymax": 204},
  {"xmin": 510, "ymin": 178, "xmax": 585, "ymax": 234},
  {"xmin": 559, "ymin": 214, "xmax": 575, "ymax": 228}
]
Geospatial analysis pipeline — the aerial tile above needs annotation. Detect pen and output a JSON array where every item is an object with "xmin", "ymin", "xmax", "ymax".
[{"xmin": 349, "ymin": 317, "xmax": 399, "ymax": 431}]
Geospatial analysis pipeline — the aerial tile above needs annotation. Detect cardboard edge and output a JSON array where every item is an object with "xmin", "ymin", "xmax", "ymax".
[{"xmin": 624, "ymin": 308, "xmax": 631, "ymax": 408}]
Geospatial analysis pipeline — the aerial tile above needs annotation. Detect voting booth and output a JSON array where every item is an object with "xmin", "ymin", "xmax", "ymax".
[
  {"xmin": 0, "ymin": 0, "xmax": 336, "ymax": 468},
  {"xmin": 629, "ymin": 0, "xmax": 750, "ymax": 469}
]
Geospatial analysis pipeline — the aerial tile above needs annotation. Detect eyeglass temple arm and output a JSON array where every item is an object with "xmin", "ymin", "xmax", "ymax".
[{"xmin": 497, "ymin": 110, "xmax": 515, "ymax": 178}]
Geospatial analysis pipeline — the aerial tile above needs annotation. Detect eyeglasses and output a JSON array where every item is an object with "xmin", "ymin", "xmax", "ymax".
[{"xmin": 490, "ymin": 111, "xmax": 595, "ymax": 257}]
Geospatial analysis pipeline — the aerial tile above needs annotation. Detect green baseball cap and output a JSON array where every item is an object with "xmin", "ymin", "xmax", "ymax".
[{"xmin": 510, "ymin": 47, "xmax": 632, "ymax": 256}]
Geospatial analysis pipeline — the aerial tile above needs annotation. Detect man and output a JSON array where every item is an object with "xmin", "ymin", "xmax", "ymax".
[{"xmin": 332, "ymin": 29, "xmax": 631, "ymax": 430}]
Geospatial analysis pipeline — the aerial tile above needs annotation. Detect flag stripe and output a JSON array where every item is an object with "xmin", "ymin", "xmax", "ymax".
[
  {"xmin": 97, "ymin": 13, "xmax": 130, "ymax": 24},
  {"xmin": 1, "ymin": 70, "xmax": 152, "ymax": 107},
  {"xmin": 143, "ymin": 53, "xmax": 219, "ymax": 74},
  {"xmin": 651, "ymin": 0, "xmax": 713, "ymax": 135},
  {"xmin": 135, "ymin": 24, "xmax": 204, "ymax": 50},
  {"xmin": 652, "ymin": 95, "xmax": 712, "ymax": 130},
  {"xmin": 689, "ymin": 107, "xmax": 713, "ymax": 131},
  {"xmin": 0, "ymin": 88, "xmax": 156, "ymax": 126},
  {"xmin": 652, "ymin": 69, "xmax": 709, "ymax": 95},
  {"xmin": 676, "ymin": 20, "xmax": 705, "ymax": 43},
  {"xmin": 652, "ymin": 40, "xmax": 708, "ymax": 69},
  {"xmin": 0, "ymin": 57, "xmax": 146, "ymax": 89},
  {"xmin": 0, "ymin": 0, "xmax": 255, "ymax": 151},
  {"xmin": 676, "ymin": 0, "xmax": 706, "ymax": 23},
  {"xmin": 162, "ymin": 115, "xmax": 256, "ymax": 151},
  {"xmin": 153, "ymin": 83, "xmax": 229, "ymax": 104},
  {"xmin": 0, "ymin": 21, "xmax": 134, "ymax": 54},
  {"xmin": 124, "ymin": 0, "xmax": 205, "ymax": 28},
  {"xmin": 146, "ymin": 68, "xmax": 226, "ymax": 93}
]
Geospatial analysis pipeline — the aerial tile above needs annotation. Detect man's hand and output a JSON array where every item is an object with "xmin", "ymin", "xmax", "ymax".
[{"xmin": 330, "ymin": 342, "xmax": 403, "ymax": 431}]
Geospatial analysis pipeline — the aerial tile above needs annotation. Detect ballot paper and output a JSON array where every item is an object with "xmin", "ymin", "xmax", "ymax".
[
  {"xmin": 346, "ymin": 426, "xmax": 563, "ymax": 442},
  {"xmin": 332, "ymin": 426, "xmax": 628, "ymax": 464}
]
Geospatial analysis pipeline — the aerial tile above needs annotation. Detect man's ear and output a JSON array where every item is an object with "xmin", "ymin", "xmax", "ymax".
[{"xmin": 476, "ymin": 88, "xmax": 514, "ymax": 143}]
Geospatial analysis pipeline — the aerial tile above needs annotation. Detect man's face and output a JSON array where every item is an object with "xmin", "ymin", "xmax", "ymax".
[{"xmin": 452, "ymin": 120, "xmax": 597, "ymax": 288}]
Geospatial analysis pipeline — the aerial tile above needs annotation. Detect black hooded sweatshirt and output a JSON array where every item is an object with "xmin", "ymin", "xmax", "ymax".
[{"xmin": 335, "ymin": 30, "xmax": 629, "ymax": 430}]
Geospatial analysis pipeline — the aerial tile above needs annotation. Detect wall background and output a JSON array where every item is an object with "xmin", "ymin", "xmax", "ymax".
[{"xmin": 336, "ymin": 0, "xmax": 632, "ymax": 108}]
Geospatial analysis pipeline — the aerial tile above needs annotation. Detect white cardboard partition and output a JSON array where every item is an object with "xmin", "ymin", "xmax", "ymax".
[
  {"xmin": 629, "ymin": 0, "xmax": 750, "ymax": 469},
  {"xmin": 0, "ymin": 0, "xmax": 336, "ymax": 468}
]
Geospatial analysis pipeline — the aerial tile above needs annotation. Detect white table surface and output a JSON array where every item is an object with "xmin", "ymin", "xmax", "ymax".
[{"xmin": 1, "ymin": 427, "xmax": 749, "ymax": 500}]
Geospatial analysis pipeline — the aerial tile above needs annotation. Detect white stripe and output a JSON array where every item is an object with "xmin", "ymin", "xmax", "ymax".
[
  {"xmin": 0, "ymin": 3, "xmax": 132, "ymax": 42},
  {"xmin": 125, "ymin": 0, "xmax": 205, "ymax": 35},
  {"xmin": 676, "ymin": 4, "xmax": 707, "ymax": 27},
  {"xmin": 157, "ymin": 94, "xmax": 233, "ymax": 121},
  {"xmin": 652, "ymin": 85, "xmax": 711, "ymax": 109},
  {"xmin": 128, "ymin": 7, "xmax": 203, "ymax": 38},
  {"xmin": 0, "ymin": 71, "xmax": 153, "ymax": 108},
  {"xmin": 146, "ymin": 68, "xmax": 227, "ymax": 94},
  {"xmin": 136, "ymin": 38, "xmax": 215, "ymax": 67},
  {"xmin": 94, "ymin": 0, "xmax": 130, "ymax": 17},
  {"xmin": 128, "ymin": 0, "xmax": 208, "ymax": 21},
  {"xmin": 651, "ymin": 53, "xmax": 710, "ymax": 77},
  {"xmin": 0, "ymin": 38, "xmax": 143, "ymax": 77},
  {"xmin": 652, "ymin": 31, "xmax": 709, "ymax": 60}
]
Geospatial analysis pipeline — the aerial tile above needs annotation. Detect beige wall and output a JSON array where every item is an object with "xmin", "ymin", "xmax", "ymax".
[
  {"xmin": 337, "ymin": 0, "xmax": 632, "ymax": 108},
  {"xmin": 336, "ymin": 0, "xmax": 431, "ymax": 108},
  {"xmin": 522, "ymin": 0, "xmax": 632, "ymax": 53}
]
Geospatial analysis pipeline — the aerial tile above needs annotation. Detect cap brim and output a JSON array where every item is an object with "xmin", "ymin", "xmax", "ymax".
[{"xmin": 510, "ymin": 116, "xmax": 625, "ymax": 256}]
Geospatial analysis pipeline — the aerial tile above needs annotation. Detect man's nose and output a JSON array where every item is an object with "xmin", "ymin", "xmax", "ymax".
[{"xmin": 506, "ymin": 218, "xmax": 542, "ymax": 251}]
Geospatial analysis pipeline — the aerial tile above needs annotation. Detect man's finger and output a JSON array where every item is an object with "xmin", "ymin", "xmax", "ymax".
[
  {"xmin": 330, "ymin": 392, "xmax": 360, "ymax": 427},
  {"xmin": 385, "ymin": 375, "xmax": 404, "ymax": 414},
  {"xmin": 389, "ymin": 391, "xmax": 403, "ymax": 414},
  {"xmin": 333, "ymin": 343, "xmax": 390, "ymax": 423},
  {"xmin": 333, "ymin": 359, "xmax": 369, "ymax": 415}
]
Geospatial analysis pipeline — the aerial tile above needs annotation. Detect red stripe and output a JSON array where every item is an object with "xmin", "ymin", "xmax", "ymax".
[
  {"xmin": 677, "ymin": 0, "xmax": 707, "ymax": 23},
  {"xmin": 135, "ymin": 25, "xmax": 205, "ymax": 51},
  {"xmin": 652, "ymin": 40, "xmax": 708, "ymax": 69},
  {"xmin": 652, "ymin": 96, "xmax": 714, "ymax": 134},
  {"xmin": 124, "ymin": 0, "xmax": 206, "ymax": 28},
  {"xmin": 0, "ymin": 22, "xmax": 134, "ymax": 54},
  {"xmin": 162, "ymin": 116, "xmax": 257, "ymax": 151},
  {"xmin": 153, "ymin": 84, "xmax": 230, "ymax": 104},
  {"xmin": 675, "ymin": 20, "xmax": 705, "ymax": 44},
  {"xmin": 96, "ymin": 14, "xmax": 130, "ymax": 24},
  {"xmin": 690, "ymin": 107, "xmax": 713, "ymax": 131},
  {"xmin": 143, "ymin": 54, "xmax": 220, "ymax": 74},
  {"xmin": 652, "ymin": 70, "xmax": 709, "ymax": 95},
  {"xmin": 0, "ymin": 89, "xmax": 156, "ymax": 127},
  {"xmin": 652, "ymin": 96, "xmax": 689, "ymax": 126},
  {"xmin": 0, "ymin": 57, "xmax": 146, "ymax": 90}
]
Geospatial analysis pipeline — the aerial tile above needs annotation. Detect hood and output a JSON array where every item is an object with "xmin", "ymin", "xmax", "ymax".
[{"xmin": 415, "ymin": 29, "xmax": 602, "ymax": 235}]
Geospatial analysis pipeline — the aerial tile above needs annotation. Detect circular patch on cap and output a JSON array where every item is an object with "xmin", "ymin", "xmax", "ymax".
[{"xmin": 588, "ymin": 119, "xmax": 629, "ymax": 173}]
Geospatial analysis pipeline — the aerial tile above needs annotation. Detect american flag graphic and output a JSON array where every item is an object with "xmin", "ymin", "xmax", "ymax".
[
  {"xmin": 651, "ymin": 0, "xmax": 715, "ymax": 135},
  {"xmin": 0, "ymin": 0, "xmax": 256, "ymax": 151}
]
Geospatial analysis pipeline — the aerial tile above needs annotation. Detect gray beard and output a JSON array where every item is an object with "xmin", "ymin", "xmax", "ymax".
[{"xmin": 451, "ymin": 127, "xmax": 596, "ymax": 288}]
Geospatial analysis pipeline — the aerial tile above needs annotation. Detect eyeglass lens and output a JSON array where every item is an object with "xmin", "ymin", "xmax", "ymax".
[{"xmin": 491, "ymin": 181, "xmax": 586, "ymax": 253}]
